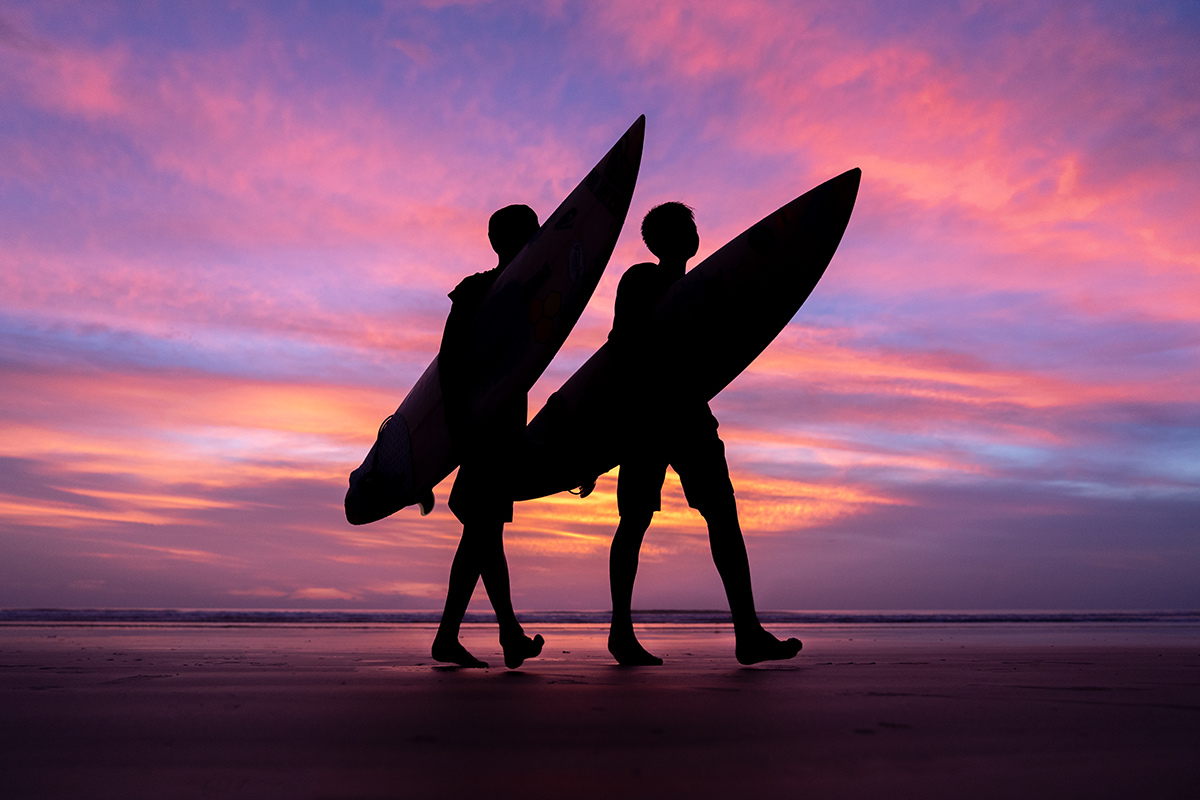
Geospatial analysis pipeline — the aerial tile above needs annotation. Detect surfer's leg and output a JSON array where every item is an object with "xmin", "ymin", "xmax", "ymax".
[
  {"xmin": 701, "ymin": 496, "xmax": 802, "ymax": 665},
  {"xmin": 432, "ymin": 525, "xmax": 488, "ymax": 668},
  {"xmin": 608, "ymin": 511, "xmax": 662, "ymax": 666},
  {"xmin": 473, "ymin": 521, "xmax": 543, "ymax": 668},
  {"xmin": 674, "ymin": 421, "xmax": 801, "ymax": 664},
  {"xmin": 698, "ymin": 496, "xmax": 757, "ymax": 625},
  {"xmin": 608, "ymin": 453, "xmax": 667, "ymax": 665}
]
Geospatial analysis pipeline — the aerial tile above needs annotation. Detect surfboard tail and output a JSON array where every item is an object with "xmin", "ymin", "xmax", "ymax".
[{"xmin": 345, "ymin": 412, "xmax": 415, "ymax": 525}]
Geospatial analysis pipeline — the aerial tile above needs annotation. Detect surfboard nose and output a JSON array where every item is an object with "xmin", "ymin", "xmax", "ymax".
[
  {"xmin": 630, "ymin": 115, "xmax": 645, "ymax": 159},
  {"xmin": 809, "ymin": 167, "xmax": 860, "ymax": 226},
  {"xmin": 628, "ymin": 114, "xmax": 646, "ymax": 142},
  {"xmin": 625, "ymin": 114, "xmax": 645, "ymax": 180},
  {"xmin": 832, "ymin": 166, "xmax": 861, "ymax": 202},
  {"xmin": 605, "ymin": 115, "xmax": 645, "ymax": 193}
]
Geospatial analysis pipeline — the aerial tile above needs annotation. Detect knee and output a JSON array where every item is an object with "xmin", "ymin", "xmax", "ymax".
[
  {"xmin": 698, "ymin": 495, "xmax": 737, "ymax": 526},
  {"xmin": 612, "ymin": 514, "xmax": 652, "ymax": 551},
  {"xmin": 616, "ymin": 512, "xmax": 653, "ymax": 536}
]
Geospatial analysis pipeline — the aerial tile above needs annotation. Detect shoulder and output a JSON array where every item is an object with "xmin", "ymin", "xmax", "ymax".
[
  {"xmin": 620, "ymin": 262, "xmax": 660, "ymax": 281},
  {"xmin": 449, "ymin": 265, "xmax": 502, "ymax": 301},
  {"xmin": 616, "ymin": 262, "xmax": 662, "ymax": 291}
]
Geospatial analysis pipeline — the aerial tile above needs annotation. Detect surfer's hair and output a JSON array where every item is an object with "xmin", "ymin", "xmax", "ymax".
[
  {"xmin": 489, "ymin": 204, "xmax": 540, "ymax": 260},
  {"xmin": 642, "ymin": 202, "xmax": 697, "ymax": 260}
]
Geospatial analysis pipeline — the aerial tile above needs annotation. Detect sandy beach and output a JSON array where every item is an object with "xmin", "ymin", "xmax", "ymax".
[{"xmin": 1, "ymin": 620, "xmax": 1197, "ymax": 799}]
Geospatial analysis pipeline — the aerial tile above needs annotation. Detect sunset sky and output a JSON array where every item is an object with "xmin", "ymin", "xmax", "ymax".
[{"xmin": 2, "ymin": 1, "xmax": 1197, "ymax": 612}]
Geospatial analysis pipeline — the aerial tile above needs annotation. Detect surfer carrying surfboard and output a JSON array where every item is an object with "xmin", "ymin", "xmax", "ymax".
[
  {"xmin": 605, "ymin": 202, "xmax": 803, "ymax": 666},
  {"xmin": 431, "ymin": 204, "xmax": 546, "ymax": 669}
]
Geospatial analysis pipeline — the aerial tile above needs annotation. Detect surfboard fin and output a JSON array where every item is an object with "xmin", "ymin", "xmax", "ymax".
[
  {"xmin": 418, "ymin": 489, "xmax": 435, "ymax": 516},
  {"xmin": 570, "ymin": 477, "xmax": 598, "ymax": 499}
]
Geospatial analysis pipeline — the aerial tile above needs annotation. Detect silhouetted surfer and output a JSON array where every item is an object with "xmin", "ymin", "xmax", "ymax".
[
  {"xmin": 605, "ymin": 202, "xmax": 802, "ymax": 666},
  {"xmin": 431, "ymin": 204, "xmax": 545, "ymax": 669}
]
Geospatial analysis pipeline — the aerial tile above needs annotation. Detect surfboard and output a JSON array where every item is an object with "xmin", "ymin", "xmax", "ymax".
[
  {"xmin": 345, "ymin": 116, "xmax": 645, "ymax": 525},
  {"xmin": 516, "ymin": 167, "xmax": 861, "ymax": 500}
]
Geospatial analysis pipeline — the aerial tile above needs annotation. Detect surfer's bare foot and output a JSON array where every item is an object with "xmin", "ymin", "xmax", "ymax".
[
  {"xmin": 501, "ymin": 633, "xmax": 544, "ymax": 669},
  {"xmin": 418, "ymin": 489, "xmax": 435, "ymax": 516},
  {"xmin": 431, "ymin": 636, "xmax": 488, "ymax": 668},
  {"xmin": 608, "ymin": 630, "xmax": 663, "ymax": 666},
  {"xmin": 735, "ymin": 629, "xmax": 802, "ymax": 665}
]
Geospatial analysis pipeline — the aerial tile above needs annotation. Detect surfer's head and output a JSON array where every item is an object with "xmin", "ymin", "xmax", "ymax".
[
  {"xmin": 489, "ymin": 204, "xmax": 540, "ymax": 266},
  {"xmin": 642, "ymin": 202, "xmax": 699, "ymax": 264}
]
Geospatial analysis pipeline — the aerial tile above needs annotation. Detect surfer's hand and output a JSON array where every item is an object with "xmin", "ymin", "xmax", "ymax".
[{"xmin": 572, "ymin": 478, "xmax": 597, "ymax": 499}]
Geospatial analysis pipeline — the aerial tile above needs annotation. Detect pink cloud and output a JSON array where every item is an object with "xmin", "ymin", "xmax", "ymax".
[
  {"xmin": 579, "ymin": 1, "xmax": 1200, "ymax": 323},
  {"xmin": 0, "ymin": 32, "xmax": 128, "ymax": 119}
]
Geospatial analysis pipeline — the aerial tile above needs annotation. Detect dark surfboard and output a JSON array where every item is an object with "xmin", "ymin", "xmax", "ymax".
[
  {"xmin": 516, "ymin": 167, "xmax": 861, "ymax": 500},
  {"xmin": 346, "ymin": 116, "xmax": 645, "ymax": 525}
]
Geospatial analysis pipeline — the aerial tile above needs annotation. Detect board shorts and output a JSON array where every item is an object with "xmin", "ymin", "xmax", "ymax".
[
  {"xmin": 447, "ymin": 397, "xmax": 525, "ymax": 525},
  {"xmin": 616, "ymin": 405, "xmax": 735, "ymax": 517},
  {"xmin": 449, "ymin": 453, "xmax": 514, "ymax": 524}
]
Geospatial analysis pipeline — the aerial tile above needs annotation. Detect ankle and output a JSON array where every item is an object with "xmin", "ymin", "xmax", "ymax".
[
  {"xmin": 609, "ymin": 611, "xmax": 634, "ymax": 630},
  {"xmin": 732, "ymin": 617, "xmax": 765, "ymax": 638},
  {"xmin": 499, "ymin": 625, "xmax": 526, "ymax": 643}
]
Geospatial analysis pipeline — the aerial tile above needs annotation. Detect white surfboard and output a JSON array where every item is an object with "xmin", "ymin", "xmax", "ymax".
[
  {"xmin": 517, "ymin": 168, "xmax": 861, "ymax": 500},
  {"xmin": 346, "ymin": 116, "xmax": 645, "ymax": 524}
]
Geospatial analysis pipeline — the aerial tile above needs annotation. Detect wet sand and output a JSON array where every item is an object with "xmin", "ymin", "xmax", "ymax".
[{"xmin": 2, "ymin": 622, "xmax": 1197, "ymax": 799}]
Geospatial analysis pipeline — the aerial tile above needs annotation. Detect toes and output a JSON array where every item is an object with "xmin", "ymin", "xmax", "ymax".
[
  {"xmin": 502, "ymin": 634, "xmax": 544, "ymax": 669},
  {"xmin": 735, "ymin": 633, "xmax": 803, "ymax": 665}
]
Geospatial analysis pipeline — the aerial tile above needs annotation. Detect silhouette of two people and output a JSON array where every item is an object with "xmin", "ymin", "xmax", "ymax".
[
  {"xmin": 429, "ymin": 202, "xmax": 800, "ymax": 668},
  {"xmin": 604, "ymin": 203, "xmax": 802, "ymax": 666},
  {"xmin": 431, "ymin": 204, "xmax": 544, "ymax": 669}
]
